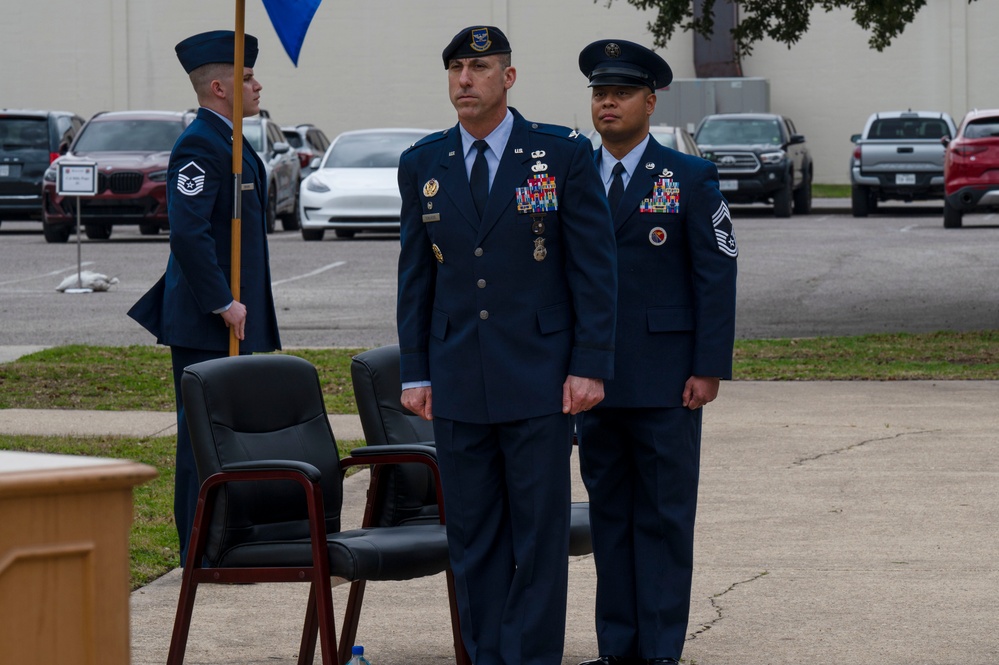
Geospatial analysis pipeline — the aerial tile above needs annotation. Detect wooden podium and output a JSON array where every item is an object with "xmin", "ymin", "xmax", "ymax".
[{"xmin": 0, "ymin": 450, "xmax": 157, "ymax": 665}]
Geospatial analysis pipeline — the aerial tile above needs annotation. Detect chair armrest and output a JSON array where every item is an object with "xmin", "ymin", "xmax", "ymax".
[
  {"xmin": 221, "ymin": 459, "xmax": 322, "ymax": 482},
  {"xmin": 348, "ymin": 443, "xmax": 437, "ymax": 458},
  {"xmin": 339, "ymin": 445, "xmax": 446, "ymax": 526}
]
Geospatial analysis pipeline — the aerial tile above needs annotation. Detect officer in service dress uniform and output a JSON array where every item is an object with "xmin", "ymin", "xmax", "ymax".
[
  {"xmin": 396, "ymin": 25, "xmax": 618, "ymax": 665},
  {"xmin": 128, "ymin": 30, "xmax": 280, "ymax": 565},
  {"xmin": 574, "ymin": 40, "xmax": 738, "ymax": 665}
]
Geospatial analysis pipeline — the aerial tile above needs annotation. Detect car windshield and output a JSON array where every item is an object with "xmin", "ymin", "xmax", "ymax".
[
  {"xmin": 74, "ymin": 118, "xmax": 182, "ymax": 152},
  {"xmin": 870, "ymin": 118, "xmax": 951, "ymax": 140},
  {"xmin": 283, "ymin": 132, "xmax": 304, "ymax": 148},
  {"xmin": 963, "ymin": 118, "xmax": 999, "ymax": 139},
  {"xmin": 324, "ymin": 132, "xmax": 424, "ymax": 168},
  {"xmin": 243, "ymin": 124, "xmax": 265, "ymax": 152},
  {"xmin": 0, "ymin": 117, "xmax": 49, "ymax": 151},
  {"xmin": 696, "ymin": 118, "xmax": 782, "ymax": 145}
]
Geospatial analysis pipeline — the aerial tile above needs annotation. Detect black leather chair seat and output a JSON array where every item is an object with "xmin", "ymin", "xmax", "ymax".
[{"xmin": 216, "ymin": 524, "xmax": 450, "ymax": 581}]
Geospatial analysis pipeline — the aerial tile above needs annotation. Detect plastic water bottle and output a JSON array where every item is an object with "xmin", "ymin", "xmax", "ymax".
[{"xmin": 346, "ymin": 645, "xmax": 371, "ymax": 665}]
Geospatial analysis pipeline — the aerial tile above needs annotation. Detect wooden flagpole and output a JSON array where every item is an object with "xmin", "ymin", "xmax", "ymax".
[{"xmin": 229, "ymin": 0, "xmax": 246, "ymax": 357}]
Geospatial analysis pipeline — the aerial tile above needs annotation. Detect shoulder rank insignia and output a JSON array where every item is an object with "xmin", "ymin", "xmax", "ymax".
[
  {"xmin": 640, "ymin": 177, "xmax": 679, "ymax": 213},
  {"xmin": 516, "ymin": 175, "xmax": 558, "ymax": 213},
  {"xmin": 713, "ymin": 201, "xmax": 738, "ymax": 258},
  {"xmin": 177, "ymin": 162, "xmax": 206, "ymax": 196}
]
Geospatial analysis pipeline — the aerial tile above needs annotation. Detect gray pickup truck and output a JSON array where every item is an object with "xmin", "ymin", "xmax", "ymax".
[{"xmin": 849, "ymin": 111, "xmax": 956, "ymax": 216}]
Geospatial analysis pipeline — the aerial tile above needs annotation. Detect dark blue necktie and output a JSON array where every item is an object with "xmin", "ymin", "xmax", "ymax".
[
  {"xmin": 608, "ymin": 161, "xmax": 626, "ymax": 211},
  {"xmin": 470, "ymin": 139, "xmax": 489, "ymax": 221}
]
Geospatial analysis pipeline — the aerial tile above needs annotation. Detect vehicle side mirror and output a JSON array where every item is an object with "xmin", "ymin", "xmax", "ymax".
[
  {"xmin": 310, "ymin": 157, "xmax": 322, "ymax": 170},
  {"xmin": 850, "ymin": 134, "xmax": 861, "ymax": 144},
  {"xmin": 788, "ymin": 134, "xmax": 805, "ymax": 145},
  {"xmin": 941, "ymin": 136, "xmax": 951, "ymax": 147},
  {"xmin": 273, "ymin": 141, "xmax": 291, "ymax": 155}
]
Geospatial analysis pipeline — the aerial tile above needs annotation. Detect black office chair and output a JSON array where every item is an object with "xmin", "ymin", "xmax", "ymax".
[
  {"xmin": 167, "ymin": 354, "xmax": 469, "ymax": 665},
  {"xmin": 350, "ymin": 344, "xmax": 593, "ymax": 556}
]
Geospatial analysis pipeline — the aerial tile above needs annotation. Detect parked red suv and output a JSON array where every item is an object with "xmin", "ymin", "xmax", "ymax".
[
  {"xmin": 42, "ymin": 110, "xmax": 193, "ymax": 242},
  {"xmin": 943, "ymin": 109, "xmax": 999, "ymax": 228}
]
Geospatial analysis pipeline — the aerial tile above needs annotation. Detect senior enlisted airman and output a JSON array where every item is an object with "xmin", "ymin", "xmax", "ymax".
[
  {"xmin": 575, "ymin": 40, "xmax": 738, "ymax": 665},
  {"xmin": 396, "ymin": 25, "xmax": 618, "ymax": 665},
  {"xmin": 128, "ymin": 30, "xmax": 280, "ymax": 565}
]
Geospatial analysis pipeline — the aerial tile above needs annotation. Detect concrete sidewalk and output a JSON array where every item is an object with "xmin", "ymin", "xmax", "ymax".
[{"xmin": 4, "ymin": 380, "xmax": 998, "ymax": 664}]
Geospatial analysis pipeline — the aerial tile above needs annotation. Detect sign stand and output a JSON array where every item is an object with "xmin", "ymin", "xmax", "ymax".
[{"xmin": 56, "ymin": 161, "xmax": 98, "ymax": 294}]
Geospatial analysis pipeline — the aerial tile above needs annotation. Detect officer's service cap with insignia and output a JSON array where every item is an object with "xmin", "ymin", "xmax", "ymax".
[
  {"xmin": 176, "ymin": 30, "xmax": 259, "ymax": 74},
  {"xmin": 442, "ymin": 25, "xmax": 512, "ymax": 68},
  {"xmin": 578, "ymin": 39, "xmax": 672, "ymax": 91}
]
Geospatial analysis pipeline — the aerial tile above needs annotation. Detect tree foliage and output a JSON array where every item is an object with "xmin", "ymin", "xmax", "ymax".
[{"xmin": 609, "ymin": 0, "xmax": 975, "ymax": 55}]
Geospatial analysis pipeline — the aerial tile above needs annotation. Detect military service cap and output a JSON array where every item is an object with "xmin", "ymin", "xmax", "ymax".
[
  {"xmin": 442, "ymin": 26, "xmax": 512, "ymax": 68},
  {"xmin": 176, "ymin": 30, "xmax": 259, "ymax": 74},
  {"xmin": 578, "ymin": 39, "xmax": 672, "ymax": 91}
]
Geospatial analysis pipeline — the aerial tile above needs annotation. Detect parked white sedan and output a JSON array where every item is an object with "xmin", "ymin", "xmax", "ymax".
[{"xmin": 299, "ymin": 128, "xmax": 431, "ymax": 240}]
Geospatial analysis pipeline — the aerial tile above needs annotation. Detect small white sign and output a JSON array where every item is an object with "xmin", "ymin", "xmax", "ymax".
[{"xmin": 57, "ymin": 161, "xmax": 98, "ymax": 196}]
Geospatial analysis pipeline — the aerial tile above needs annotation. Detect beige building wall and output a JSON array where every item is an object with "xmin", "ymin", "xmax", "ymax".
[{"xmin": 3, "ymin": 0, "xmax": 997, "ymax": 184}]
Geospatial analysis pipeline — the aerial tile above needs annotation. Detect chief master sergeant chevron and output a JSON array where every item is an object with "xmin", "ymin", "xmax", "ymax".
[
  {"xmin": 574, "ymin": 39, "xmax": 738, "ymax": 665},
  {"xmin": 396, "ymin": 25, "xmax": 618, "ymax": 665},
  {"xmin": 127, "ymin": 30, "xmax": 280, "ymax": 566}
]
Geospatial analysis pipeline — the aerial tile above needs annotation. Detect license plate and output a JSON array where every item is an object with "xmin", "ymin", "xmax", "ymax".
[
  {"xmin": 896, "ymin": 173, "xmax": 916, "ymax": 185},
  {"xmin": 719, "ymin": 179, "xmax": 738, "ymax": 191}
]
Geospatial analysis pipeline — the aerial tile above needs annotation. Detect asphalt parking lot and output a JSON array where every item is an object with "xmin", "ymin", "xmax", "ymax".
[{"xmin": 0, "ymin": 201, "xmax": 997, "ymax": 349}]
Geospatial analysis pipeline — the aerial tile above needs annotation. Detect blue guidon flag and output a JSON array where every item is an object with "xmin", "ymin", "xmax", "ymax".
[
  {"xmin": 261, "ymin": 0, "xmax": 322, "ymax": 65},
  {"xmin": 471, "ymin": 27, "xmax": 492, "ymax": 52}
]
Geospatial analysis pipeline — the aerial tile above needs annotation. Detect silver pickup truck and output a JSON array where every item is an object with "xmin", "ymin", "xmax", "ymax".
[{"xmin": 849, "ymin": 111, "xmax": 956, "ymax": 216}]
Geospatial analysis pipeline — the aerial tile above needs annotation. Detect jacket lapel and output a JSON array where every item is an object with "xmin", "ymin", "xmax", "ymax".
[
  {"xmin": 616, "ymin": 138, "xmax": 666, "ymax": 231},
  {"xmin": 476, "ymin": 111, "xmax": 532, "ymax": 242},
  {"xmin": 436, "ymin": 126, "xmax": 479, "ymax": 232}
]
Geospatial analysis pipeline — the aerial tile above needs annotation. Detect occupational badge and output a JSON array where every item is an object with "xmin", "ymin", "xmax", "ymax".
[
  {"xmin": 423, "ymin": 179, "xmax": 439, "ymax": 197},
  {"xmin": 177, "ymin": 161, "xmax": 205, "ymax": 196},
  {"xmin": 645, "ymin": 162, "xmax": 656, "ymax": 170},
  {"xmin": 649, "ymin": 227, "xmax": 667, "ymax": 246},
  {"xmin": 531, "ymin": 150, "xmax": 546, "ymax": 159},
  {"xmin": 530, "ymin": 216, "xmax": 545, "ymax": 235},
  {"xmin": 533, "ymin": 237, "xmax": 548, "ymax": 262},
  {"xmin": 432, "ymin": 243, "xmax": 444, "ymax": 263},
  {"xmin": 531, "ymin": 160, "xmax": 548, "ymax": 173},
  {"xmin": 516, "ymin": 175, "xmax": 558, "ymax": 213},
  {"xmin": 640, "ymin": 177, "xmax": 680, "ymax": 214},
  {"xmin": 712, "ymin": 201, "xmax": 738, "ymax": 258}
]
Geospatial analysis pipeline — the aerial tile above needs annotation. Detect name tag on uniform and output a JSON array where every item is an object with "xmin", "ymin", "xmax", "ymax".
[
  {"xmin": 422, "ymin": 213, "xmax": 441, "ymax": 223},
  {"xmin": 241, "ymin": 183, "xmax": 255, "ymax": 191}
]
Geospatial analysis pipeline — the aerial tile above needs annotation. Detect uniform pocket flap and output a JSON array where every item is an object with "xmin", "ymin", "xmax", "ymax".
[
  {"xmin": 431, "ymin": 308, "xmax": 449, "ymax": 340},
  {"xmin": 537, "ymin": 302, "xmax": 572, "ymax": 334}
]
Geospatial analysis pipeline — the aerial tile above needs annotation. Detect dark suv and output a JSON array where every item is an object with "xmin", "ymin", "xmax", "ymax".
[
  {"xmin": 0, "ymin": 109, "xmax": 84, "ymax": 226},
  {"xmin": 695, "ymin": 113, "xmax": 813, "ymax": 217},
  {"xmin": 42, "ymin": 110, "xmax": 194, "ymax": 242}
]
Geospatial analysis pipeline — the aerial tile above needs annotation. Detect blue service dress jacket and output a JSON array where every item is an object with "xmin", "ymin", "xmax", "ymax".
[
  {"xmin": 597, "ymin": 137, "xmax": 737, "ymax": 407},
  {"xmin": 128, "ymin": 108, "xmax": 281, "ymax": 353},
  {"xmin": 396, "ymin": 108, "xmax": 618, "ymax": 424}
]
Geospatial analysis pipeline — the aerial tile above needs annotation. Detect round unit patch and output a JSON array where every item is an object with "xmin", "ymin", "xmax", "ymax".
[{"xmin": 649, "ymin": 227, "xmax": 667, "ymax": 246}]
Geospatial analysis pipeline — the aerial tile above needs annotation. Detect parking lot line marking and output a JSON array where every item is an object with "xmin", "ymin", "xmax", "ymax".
[
  {"xmin": 271, "ymin": 261, "xmax": 346, "ymax": 286},
  {"xmin": 0, "ymin": 262, "xmax": 95, "ymax": 287}
]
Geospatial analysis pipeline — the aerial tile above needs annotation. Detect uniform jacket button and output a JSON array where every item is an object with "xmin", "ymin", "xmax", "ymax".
[
  {"xmin": 474, "ymin": 247, "xmax": 484, "ymax": 257},
  {"xmin": 477, "ymin": 279, "xmax": 486, "ymax": 288},
  {"xmin": 479, "ymin": 310, "xmax": 489, "ymax": 320}
]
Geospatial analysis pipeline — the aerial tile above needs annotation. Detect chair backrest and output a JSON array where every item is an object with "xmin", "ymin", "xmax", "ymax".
[
  {"xmin": 182, "ymin": 354, "xmax": 343, "ymax": 564},
  {"xmin": 351, "ymin": 345, "xmax": 439, "ymax": 527}
]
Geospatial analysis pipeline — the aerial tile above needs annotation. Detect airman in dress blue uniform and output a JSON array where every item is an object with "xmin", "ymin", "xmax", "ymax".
[
  {"xmin": 396, "ymin": 26, "xmax": 618, "ymax": 665},
  {"xmin": 128, "ymin": 30, "xmax": 280, "ymax": 565},
  {"xmin": 575, "ymin": 40, "xmax": 738, "ymax": 665}
]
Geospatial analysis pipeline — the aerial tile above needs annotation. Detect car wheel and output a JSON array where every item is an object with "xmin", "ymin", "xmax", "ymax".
[
  {"xmin": 334, "ymin": 229, "xmax": 356, "ymax": 239},
  {"xmin": 793, "ymin": 167, "xmax": 812, "ymax": 215},
  {"xmin": 281, "ymin": 188, "xmax": 301, "ymax": 231},
  {"xmin": 302, "ymin": 228, "xmax": 325, "ymax": 241},
  {"xmin": 84, "ymin": 224, "xmax": 112, "ymax": 240},
  {"xmin": 851, "ymin": 185, "xmax": 870, "ymax": 217},
  {"xmin": 139, "ymin": 224, "xmax": 160, "ymax": 235},
  {"xmin": 43, "ymin": 224, "xmax": 71, "ymax": 244},
  {"xmin": 266, "ymin": 190, "xmax": 277, "ymax": 234},
  {"xmin": 943, "ymin": 199, "xmax": 963, "ymax": 229},
  {"xmin": 773, "ymin": 178, "xmax": 793, "ymax": 218}
]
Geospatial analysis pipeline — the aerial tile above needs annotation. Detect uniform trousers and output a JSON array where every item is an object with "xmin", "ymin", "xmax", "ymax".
[
  {"xmin": 433, "ymin": 412, "xmax": 573, "ymax": 665},
  {"xmin": 170, "ymin": 346, "xmax": 231, "ymax": 565},
  {"xmin": 578, "ymin": 406, "xmax": 702, "ymax": 660}
]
